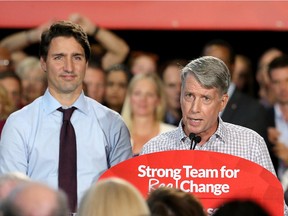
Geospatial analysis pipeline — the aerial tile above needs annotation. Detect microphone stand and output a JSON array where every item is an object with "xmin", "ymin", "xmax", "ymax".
[{"xmin": 189, "ymin": 133, "xmax": 201, "ymax": 150}]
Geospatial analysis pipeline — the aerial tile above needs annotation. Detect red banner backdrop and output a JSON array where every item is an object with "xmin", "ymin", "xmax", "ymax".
[
  {"xmin": 1, "ymin": 1, "xmax": 288, "ymax": 30},
  {"xmin": 100, "ymin": 150, "xmax": 283, "ymax": 216}
]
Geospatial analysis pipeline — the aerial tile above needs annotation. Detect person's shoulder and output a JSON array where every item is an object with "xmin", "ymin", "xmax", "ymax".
[
  {"xmin": 9, "ymin": 97, "xmax": 42, "ymax": 120},
  {"xmin": 157, "ymin": 128, "xmax": 178, "ymax": 139},
  {"xmin": 141, "ymin": 129, "xmax": 179, "ymax": 154},
  {"xmin": 3, "ymin": 98, "xmax": 43, "ymax": 133},
  {"xmin": 86, "ymin": 97, "xmax": 122, "ymax": 119},
  {"xmin": 85, "ymin": 97, "xmax": 127, "ymax": 133},
  {"xmin": 159, "ymin": 122, "xmax": 177, "ymax": 133},
  {"xmin": 223, "ymin": 121, "xmax": 263, "ymax": 138}
]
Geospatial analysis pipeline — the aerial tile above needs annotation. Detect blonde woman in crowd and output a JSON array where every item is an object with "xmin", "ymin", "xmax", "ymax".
[
  {"xmin": 121, "ymin": 73, "xmax": 176, "ymax": 156},
  {"xmin": 78, "ymin": 177, "xmax": 150, "ymax": 216}
]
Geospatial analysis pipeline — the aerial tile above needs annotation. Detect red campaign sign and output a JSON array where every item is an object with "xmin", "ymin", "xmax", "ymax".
[{"xmin": 99, "ymin": 150, "xmax": 283, "ymax": 216}]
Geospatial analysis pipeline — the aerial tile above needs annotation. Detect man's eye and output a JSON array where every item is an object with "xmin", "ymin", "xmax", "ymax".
[
  {"xmin": 54, "ymin": 56, "xmax": 62, "ymax": 60},
  {"xmin": 204, "ymin": 96, "xmax": 210, "ymax": 101},
  {"xmin": 74, "ymin": 56, "xmax": 83, "ymax": 61},
  {"xmin": 202, "ymin": 96, "xmax": 211, "ymax": 103},
  {"xmin": 184, "ymin": 93, "xmax": 193, "ymax": 101},
  {"xmin": 185, "ymin": 93, "xmax": 192, "ymax": 98}
]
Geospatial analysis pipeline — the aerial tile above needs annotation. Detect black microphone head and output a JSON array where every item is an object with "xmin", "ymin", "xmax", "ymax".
[
  {"xmin": 194, "ymin": 136, "xmax": 201, "ymax": 143},
  {"xmin": 189, "ymin": 133, "xmax": 195, "ymax": 140}
]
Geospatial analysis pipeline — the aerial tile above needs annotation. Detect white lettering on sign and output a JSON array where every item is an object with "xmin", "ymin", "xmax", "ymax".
[{"xmin": 138, "ymin": 165, "xmax": 240, "ymax": 196}]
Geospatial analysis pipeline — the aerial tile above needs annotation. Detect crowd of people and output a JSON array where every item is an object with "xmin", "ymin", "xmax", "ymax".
[
  {"xmin": 0, "ymin": 13, "xmax": 287, "ymax": 215},
  {"xmin": 0, "ymin": 173, "xmax": 270, "ymax": 216}
]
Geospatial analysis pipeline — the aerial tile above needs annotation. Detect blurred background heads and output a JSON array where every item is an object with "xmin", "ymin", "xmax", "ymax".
[
  {"xmin": 16, "ymin": 57, "xmax": 47, "ymax": 106},
  {"xmin": 160, "ymin": 59, "xmax": 188, "ymax": 126},
  {"xmin": 0, "ymin": 47, "xmax": 13, "ymax": 73},
  {"xmin": 233, "ymin": 54, "xmax": 255, "ymax": 97},
  {"xmin": 0, "ymin": 181, "xmax": 69, "ymax": 216},
  {"xmin": 0, "ymin": 71, "xmax": 21, "ymax": 111},
  {"xmin": 0, "ymin": 84, "xmax": 15, "ymax": 121},
  {"xmin": 213, "ymin": 199, "xmax": 269, "ymax": 216},
  {"xmin": 129, "ymin": 51, "xmax": 159, "ymax": 75},
  {"xmin": 0, "ymin": 172, "xmax": 30, "ymax": 201},
  {"xmin": 78, "ymin": 177, "xmax": 150, "ymax": 216},
  {"xmin": 84, "ymin": 64, "xmax": 106, "ymax": 103},
  {"xmin": 104, "ymin": 64, "xmax": 131, "ymax": 113},
  {"xmin": 147, "ymin": 187, "xmax": 206, "ymax": 216},
  {"xmin": 256, "ymin": 48, "xmax": 283, "ymax": 108},
  {"xmin": 202, "ymin": 39, "xmax": 235, "ymax": 73},
  {"xmin": 84, "ymin": 45, "xmax": 106, "ymax": 103}
]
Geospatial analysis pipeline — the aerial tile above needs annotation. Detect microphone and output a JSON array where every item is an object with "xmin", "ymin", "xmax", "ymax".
[{"xmin": 189, "ymin": 133, "xmax": 201, "ymax": 150}]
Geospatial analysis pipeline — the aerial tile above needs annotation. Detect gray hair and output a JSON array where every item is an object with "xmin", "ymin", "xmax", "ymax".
[
  {"xmin": 181, "ymin": 56, "xmax": 231, "ymax": 95},
  {"xmin": 0, "ymin": 182, "xmax": 69, "ymax": 216},
  {"xmin": 0, "ymin": 172, "xmax": 31, "ymax": 201},
  {"xmin": 15, "ymin": 57, "xmax": 46, "ymax": 81}
]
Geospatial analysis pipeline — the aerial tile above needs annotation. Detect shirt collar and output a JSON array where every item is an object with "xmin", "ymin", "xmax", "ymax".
[
  {"xmin": 42, "ymin": 89, "xmax": 89, "ymax": 115},
  {"xmin": 178, "ymin": 117, "xmax": 227, "ymax": 144},
  {"xmin": 214, "ymin": 117, "xmax": 227, "ymax": 143},
  {"xmin": 178, "ymin": 120, "xmax": 189, "ymax": 142}
]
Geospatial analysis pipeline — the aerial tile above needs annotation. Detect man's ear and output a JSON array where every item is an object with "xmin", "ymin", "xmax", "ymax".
[
  {"xmin": 220, "ymin": 93, "xmax": 229, "ymax": 112},
  {"xmin": 40, "ymin": 57, "xmax": 47, "ymax": 72}
]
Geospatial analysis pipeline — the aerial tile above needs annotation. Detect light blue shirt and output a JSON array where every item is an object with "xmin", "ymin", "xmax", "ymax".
[
  {"xmin": 0, "ymin": 89, "xmax": 132, "ymax": 203},
  {"xmin": 275, "ymin": 103, "xmax": 288, "ymax": 180}
]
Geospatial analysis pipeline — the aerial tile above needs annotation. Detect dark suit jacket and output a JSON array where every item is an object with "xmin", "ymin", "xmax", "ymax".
[
  {"xmin": 222, "ymin": 89, "xmax": 268, "ymax": 138},
  {"xmin": 222, "ymin": 89, "xmax": 278, "ymax": 173}
]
